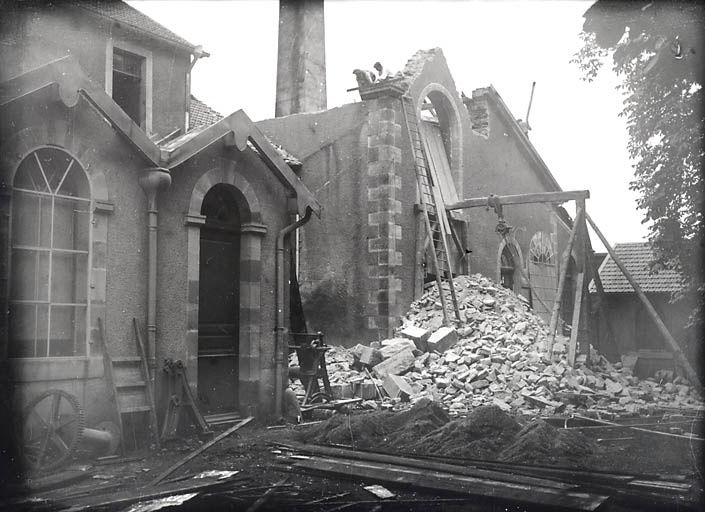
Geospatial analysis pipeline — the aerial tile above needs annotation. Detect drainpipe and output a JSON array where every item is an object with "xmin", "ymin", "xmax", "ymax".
[
  {"xmin": 138, "ymin": 167, "xmax": 172, "ymax": 398},
  {"xmin": 275, "ymin": 207, "xmax": 313, "ymax": 419}
]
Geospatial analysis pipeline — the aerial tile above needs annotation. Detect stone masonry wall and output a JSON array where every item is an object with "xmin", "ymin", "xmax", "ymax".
[{"xmin": 366, "ymin": 94, "xmax": 404, "ymax": 337}]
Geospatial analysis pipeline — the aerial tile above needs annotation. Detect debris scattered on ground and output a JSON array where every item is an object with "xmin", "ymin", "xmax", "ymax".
[{"xmin": 290, "ymin": 274, "xmax": 704, "ymax": 417}]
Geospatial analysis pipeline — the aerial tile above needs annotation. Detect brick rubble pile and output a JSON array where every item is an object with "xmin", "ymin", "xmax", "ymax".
[{"xmin": 290, "ymin": 274, "xmax": 703, "ymax": 417}]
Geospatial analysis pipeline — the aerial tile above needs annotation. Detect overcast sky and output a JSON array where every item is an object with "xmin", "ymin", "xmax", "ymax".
[{"xmin": 129, "ymin": 0, "xmax": 648, "ymax": 252}]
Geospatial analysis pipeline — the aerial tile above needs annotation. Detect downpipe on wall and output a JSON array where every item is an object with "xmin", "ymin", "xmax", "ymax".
[
  {"xmin": 138, "ymin": 167, "xmax": 172, "ymax": 401},
  {"xmin": 275, "ymin": 207, "xmax": 313, "ymax": 419}
]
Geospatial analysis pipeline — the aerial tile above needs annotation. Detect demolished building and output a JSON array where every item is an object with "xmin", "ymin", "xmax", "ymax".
[{"xmin": 258, "ymin": 46, "xmax": 582, "ymax": 347}]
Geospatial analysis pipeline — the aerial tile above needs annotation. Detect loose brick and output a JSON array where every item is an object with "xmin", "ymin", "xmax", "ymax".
[
  {"xmin": 400, "ymin": 325, "xmax": 431, "ymax": 351},
  {"xmin": 383, "ymin": 374, "xmax": 414, "ymax": 399},
  {"xmin": 426, "ymin": 327, "xmax": 458, "ymax": 353},
  {"xmin": 373, "ymin": 348, "xmax": 416, "ymax": 379}
]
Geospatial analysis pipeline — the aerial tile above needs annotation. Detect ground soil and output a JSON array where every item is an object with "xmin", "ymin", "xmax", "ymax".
[{"xmin": 4, "ymin": 405, "xmax": 704, "ymax": 512}]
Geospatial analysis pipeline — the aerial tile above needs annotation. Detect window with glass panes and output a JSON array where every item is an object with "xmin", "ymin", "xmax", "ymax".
[
  {"xmin": 9, "ymin": 148, "xmax": 91, "ymax": 358},
  {"xmin": 112, "ymin": 47, "xmax": 145, "ymax": 127}
]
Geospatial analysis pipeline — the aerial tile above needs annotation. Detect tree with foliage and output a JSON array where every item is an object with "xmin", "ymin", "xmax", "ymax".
[{"xmin": 573, "ymin": 1, "xmax": 704, "ymax": 360}]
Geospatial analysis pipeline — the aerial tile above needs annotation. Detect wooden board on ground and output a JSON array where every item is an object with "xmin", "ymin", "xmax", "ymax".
[{"xmin": 279, "ymin": 441, "xmax": 575, "ymax": 490}]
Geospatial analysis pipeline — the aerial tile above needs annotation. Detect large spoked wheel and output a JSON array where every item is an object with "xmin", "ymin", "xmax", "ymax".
[{"xmin": 21, "ymin": 389, "xmax": 85, "ymax": 472}]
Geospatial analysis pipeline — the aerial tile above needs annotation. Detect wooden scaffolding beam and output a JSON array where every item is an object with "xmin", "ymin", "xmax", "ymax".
[{"xmin": 585, "ymin": 213, "xmax": 700, "ymax": 386}]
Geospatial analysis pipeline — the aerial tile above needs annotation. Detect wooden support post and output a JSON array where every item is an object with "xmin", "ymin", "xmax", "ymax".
[
  {"xmin": 589, "ymin": 249, "xmax": 619, "ymax": 357},
  {"xmin": 548, "ymin": 207, "xmax": 583, "ymax": 354},
  {"xmin": 568, "ymin": 271, "xmax": 585, "ymax": 367},
  {"xmin": 585, "ymin": 213, "xmax": 700, "ymax": 386}
]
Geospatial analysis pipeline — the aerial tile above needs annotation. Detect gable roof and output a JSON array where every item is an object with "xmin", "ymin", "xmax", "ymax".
[
  {"xmin": 189, "ymin": 95, "xmax": 224, "ymax": 131},
  {"xmin": 595, "ymin": 242, "xmax": 683, "ymax": 294},
  {"xmin": 468, "ymin": 86, "xmax": 562, "ymax": 192},
  {"xmin": 77, "ymin": 1, "xmax": 197, "ymax": 50},
  {"xmin": 1, "ymin": 56, "xmax": 319, "ymax": 217}
]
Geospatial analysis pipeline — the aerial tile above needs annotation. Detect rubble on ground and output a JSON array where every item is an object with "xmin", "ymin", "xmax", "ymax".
[{"xmin": 290, "ymin": 274, "xmax": 704, "ymax": 417}]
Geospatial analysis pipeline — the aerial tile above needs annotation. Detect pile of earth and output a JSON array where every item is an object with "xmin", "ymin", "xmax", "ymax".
[{"xmin": 297, "ymin": 399, "xmax": 594, "ymax": 464}]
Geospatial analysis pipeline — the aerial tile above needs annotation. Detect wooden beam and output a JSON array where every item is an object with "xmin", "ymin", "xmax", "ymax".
[
  {"xmin": 294, "ymin": 457, "xmax": 608, "ymax": 511},
  {"xmin": 585, "ymin": 213, "xmax": 700, "ymax": 386},
  {"xmin": 246, "ymin": 477, "xmax": 289, "ymax": 512},
  {"xmin": 571, "ymin": 414, "xmax": 705, "ymax": 442},
  {"xmin": 278, "ymin": 441, "xmax": 575, "ymax": 490},
  {"xmin": 567, "ymin": 271, "xmax": 585, "ymax": 367},
  {"xmin": 446, "ymin": 190, "xmax": 590, "ymax": 211},
  {"xmin": 149, "ymin": 416, "xmax": 253, "ymax": 486},
  {"xmin": 547, "ymin": 207, "xmax": 583, "ymax": 354}
]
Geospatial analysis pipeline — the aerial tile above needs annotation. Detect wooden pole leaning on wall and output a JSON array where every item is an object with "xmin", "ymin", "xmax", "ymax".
[
  {"xmin": 547, "ymin": 206, "xmax": 583, "ymax": 356},
  {"xmin": 585, "ymin": 213, "xmax": 700, "ymax": 386}
]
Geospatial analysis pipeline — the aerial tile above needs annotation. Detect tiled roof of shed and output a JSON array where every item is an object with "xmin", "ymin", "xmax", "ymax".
[
  {"xmin": 183, "ymin": 96, "xmax": 302, "ymax": 166},
  {"xmin": 77, "ymin": 1, "xmax": 196, "ymax": 49},
  {"xmin": 595, "ymin": 242, "xmax": 683, "ymax": 294},
  {"xmin": 189, "ymin": 95, "xmax": 224, "ymax": 131}
]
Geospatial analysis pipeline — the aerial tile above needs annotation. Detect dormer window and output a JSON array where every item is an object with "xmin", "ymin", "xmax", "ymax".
[{"xmin": 112, "ymin": 47, "xmax": 145, "ymax": 127}]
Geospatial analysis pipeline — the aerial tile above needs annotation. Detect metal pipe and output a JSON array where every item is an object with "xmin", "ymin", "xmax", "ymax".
[
  {"xmin": 138, "ymin": 168, "xmax": 172, "ymax": 397},
  {"xmin": 275, "ymin": 208, "xmax": 313, "ymax": 419}
]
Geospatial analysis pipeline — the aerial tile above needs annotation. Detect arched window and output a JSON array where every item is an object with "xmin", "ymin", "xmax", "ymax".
[
  {"xmin": 528, "ymin": 231, "xmax": 556, "ymax": 322},
  {"xmin": 9, "ymin": 148, "xmax": 91, "ymax": 358},
  {"xmin": 500, "ymin": 246, "xmax": 516, "ymax": 291}
]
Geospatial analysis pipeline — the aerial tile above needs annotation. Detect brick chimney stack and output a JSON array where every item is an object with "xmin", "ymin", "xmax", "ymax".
[{"xmin": 275, "ymin": 0, "xmax": 327, "ymax": 117}]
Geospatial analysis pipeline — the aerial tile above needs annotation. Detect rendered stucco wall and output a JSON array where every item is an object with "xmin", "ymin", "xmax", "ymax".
[{"xmin": 0, "ymin": 5, "xmax": 190, "ymax": 138}]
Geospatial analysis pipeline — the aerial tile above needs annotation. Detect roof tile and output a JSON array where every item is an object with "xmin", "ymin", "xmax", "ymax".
[
  {"xmin": 595, "ymin": 242, "xmax": 683, "ymax": 294},
  {"xmin": 78, "ymin": 1, "xmax": 196, "ymax": 49}
]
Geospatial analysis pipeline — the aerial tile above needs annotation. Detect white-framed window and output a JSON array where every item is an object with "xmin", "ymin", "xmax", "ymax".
[
  {"xmin": 9, "ymin": 148, "xmax": 91, "ymax": 358},
  {"xmin": 106, "ymin": 40, "xmax": 153, "ymax": 134}
]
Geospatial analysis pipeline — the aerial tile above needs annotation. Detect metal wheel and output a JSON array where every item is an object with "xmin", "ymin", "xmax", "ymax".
[{"xmin": 21, "ymin": 389, "xmax": 85, "ymax": 472}]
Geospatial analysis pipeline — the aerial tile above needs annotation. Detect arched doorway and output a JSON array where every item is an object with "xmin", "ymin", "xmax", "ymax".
[{"xmin": 197, "ymin": 184, "xmax": 241, "ymax": 414}]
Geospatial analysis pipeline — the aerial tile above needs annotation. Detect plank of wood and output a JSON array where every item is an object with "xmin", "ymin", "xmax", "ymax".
[
  {"xmin": 571, "ymin": 414, "xmax": 705, "ymax": 442},
  {"xmin": 24, "ymin": 469, "xmax": 93, "ymax": 493},
  {"xmin": 446, "ymin": 190, "xmax": 590, "ymax": 210},
  {"xmin": 586, "ymin": 213, "xmax": 700, "ymax": 386},
  {"xmin": 61, "ymin": 475, "xmax": 239, "ymax": 511},
  {"xmin": 278, "ymin": 441, "xmax": 575, "ymax": 490},
  {"xmin": 567, "ymin": 271, "xmax": 585, "ymax": 367},
  {"xmin": 149, "ymin": 416, "xmax": 253, "ymax": 486},
  {"xmin": 294, "ymin": 457, "xmax": 608, "ymax": 511},
  {"xmin": 133, "ymin": 318, "xmax": 161, "ymax": 449},
  {"xmin": 548, "ymin": 206, "xmax": 582, "ymax": 354},
  {"xmin": 245, "ymin": 477, "xmax": 288, "ymax": 512}
]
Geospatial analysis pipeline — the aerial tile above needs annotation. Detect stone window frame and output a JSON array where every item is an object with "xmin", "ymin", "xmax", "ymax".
[
  {"xmin": 1, "ymin": 124, "xmax": 111, "ymax": 381},
  {"xmin": 105, "ymin": 39, "xmax": 153, "ymax": 135},
  {"xmin": 415, "ymin": 83, "xmax": 464, "ymax": 198},
  {"xmin": 496, "ymin": 236, "xmax": 524, "ymax": 295},
  {"xmin": 184, "ymin": 160, "xmax": 266, "ymax": 413},
  {"xmin": 10, "ymin": 147, "xmax": 92, "ymax": 358}
]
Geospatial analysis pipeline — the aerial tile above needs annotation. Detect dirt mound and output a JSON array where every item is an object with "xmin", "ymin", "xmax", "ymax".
[
  {"xmin": 296, "ymin": 398, "xmax": 449, "ymax": 449},
  {"xmin": 500, "ymin": 419, "xmax": 594, "ymax": 463},
  {"xmin": 403, "ymin": 405, "xmax": 521, "ymax": 459},
  {"xmin": 298, "ymin": 401, "xmax": 595, "ymax": 463}
]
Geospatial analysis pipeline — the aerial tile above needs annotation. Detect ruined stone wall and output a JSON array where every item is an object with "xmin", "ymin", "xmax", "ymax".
[{"xmin": 464, "ymin": 95, "xmax": 570, "ymax": 300}]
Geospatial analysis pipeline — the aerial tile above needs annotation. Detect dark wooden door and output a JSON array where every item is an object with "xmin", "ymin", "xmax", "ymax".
[{"xmin": 198, "ymin": 227, "xmax": 239, "ymax": 414}]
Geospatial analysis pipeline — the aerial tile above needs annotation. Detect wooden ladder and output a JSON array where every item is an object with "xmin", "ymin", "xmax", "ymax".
[
  {"xmin": 400, "ymin": 94, "xmax": 461, "ymax": 325},
  {"xmin": 99, "ymin": 318, "xmax": 160, "ymax": 451}
]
